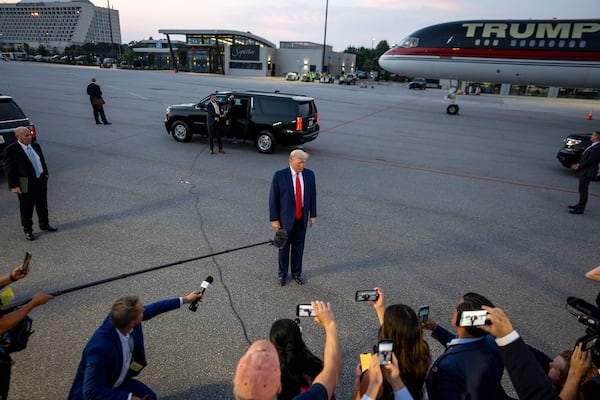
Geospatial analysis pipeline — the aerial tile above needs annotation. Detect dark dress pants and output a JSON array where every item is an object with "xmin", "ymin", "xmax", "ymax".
[
  {"xmin": 92, "ymin": 103, "xmax": 108, "ymax": 124},
  {"xmin": 207, "ymin": 122, "xmax": 223, "ymax": 151},
  {"xmin": 577, "ymin": 175, "xmax": 592, "ymax": 210},
  {"xmin": 18, "ymin": 177, "xmax": 49, "ymax": 233},
  {"xmin": 0, "ymin": 353, "xmax": 11, "ymax": 400},
  {"xmin": 278, "ymin": 217, "xmax": 306, "ymax": 279}
]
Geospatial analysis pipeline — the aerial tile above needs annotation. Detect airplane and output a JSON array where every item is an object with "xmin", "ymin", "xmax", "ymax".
[{"xmin": 379, "ymin": 19, "xmax": 600, "ymax": 114}]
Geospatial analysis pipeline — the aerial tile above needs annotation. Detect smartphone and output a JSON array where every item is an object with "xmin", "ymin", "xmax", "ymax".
[
  {"xmin": 378, "ymin": 339, "xmax": 393, "ymax": 365},
  {"xmin": 359, "ymin": 352, "xmax": 372, "ymax": 372},
  {"xmin": 457, "ymin": 309, "xmax": 488, "ymax": 327},
  {"xmin": 21, "ymin": 252, "xmax": 32, "ymax": 274},
  {"xmin": 577, "ymin": 332, "xmax": 600, "ymax": 351},
  {"xmin": 418, "ymin": 305, "xmax": 430, "ymax": 324},
  {"xmin": 296, "ymin": 304, "xmax": 314, "ymax": 317},
  {"xmin": 355, "ymin": 290, "xmax": 379, "ymax": 302}
]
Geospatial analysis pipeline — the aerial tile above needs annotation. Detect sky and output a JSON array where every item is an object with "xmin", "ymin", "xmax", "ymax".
[{"xmin": 5, "ymin": 0, "xmax": 600, "ymax": 50}]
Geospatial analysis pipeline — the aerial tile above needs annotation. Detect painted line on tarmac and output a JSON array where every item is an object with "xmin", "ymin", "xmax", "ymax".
[{"xmin": 313, "ymin": 152, "xmax": 597, "ymax": 197}]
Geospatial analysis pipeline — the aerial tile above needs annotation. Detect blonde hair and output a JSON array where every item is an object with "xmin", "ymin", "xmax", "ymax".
[{"xmin": 289, "ymin": 149, "xmax": 309, "ymax": 161}]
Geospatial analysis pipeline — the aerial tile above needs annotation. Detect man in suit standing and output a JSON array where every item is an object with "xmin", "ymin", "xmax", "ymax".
[
  {"xmin": 423, "ymin": 292, "xmax": 504, "ymax": 400},
  {"xmin": 269, "ymin": 149, "xmax": 317, "ymax": 286},
  {"xmin": 86, "ymin": 77, "xmax": 110, "ymax": 125},
  {"xmin": 68, "ymin": 290, "xmax": 203, "ymax": 400},
  {"xmin": 569, "ymin": 130, "xmax": 600, "ymax": 214},
  {"xmin": 4, "ymin": 126, "xmax": 57, "ymax": 241},
  {"xmin": 206, "ymin": 93, "xmax": 225, "ymax": 155}
]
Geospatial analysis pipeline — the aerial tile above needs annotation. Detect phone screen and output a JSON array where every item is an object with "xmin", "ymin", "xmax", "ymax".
[
  {"xmin": 355, "ymin": 290, "xmax": 379, "ymax": 302},
  {"xmin": 418, "ymin": 306, "xmax": 429, "ymax": 324},
  {"xmin": 378, "ymin": 340, "xmax": 393, "ymax": 365},
  {"xmin": 21, "ymin": 252, "xmax": 32, "ymax": 274},
  {"xmin": 579, "ymin": 333, "xmax": 600, "ymax": 351},
  {"xmin": 296, "ymin": 304, "xmax": 314, "ymax": 317},
  {"xmin": 458, "ymin": 310, "xmax": 488, "ymax": 327}
]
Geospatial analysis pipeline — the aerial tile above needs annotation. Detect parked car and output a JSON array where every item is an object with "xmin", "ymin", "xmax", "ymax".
[
  {"xmin": 0, "ymin": 95, "xmax": 36, "ymax": 169},
  {"xmin": 409, "ymin": 77, "xmax": 427, "ymax": 90},
  {"xmin": 286, "ymin": 72, "xmax": 300, "ymax": 81},
  {"xmin": 164, "ymin": 90, "xmax": 320, "ymax": 154},
  {"xmin": 557, "ymin": 133, "xmax": 600, "ymax": 179},
  {"xmin": 355, "ymin": 70, "xmax": 368, "ymax": 79},
  {"xmin": 339, "ymin": 73, "xmax": 357, "ymax": 85}
]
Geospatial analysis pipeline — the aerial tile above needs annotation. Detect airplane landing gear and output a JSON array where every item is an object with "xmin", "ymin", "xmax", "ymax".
[{"xmin": 447, "ymin": 104, "xmax": 459, "ymax": 115}]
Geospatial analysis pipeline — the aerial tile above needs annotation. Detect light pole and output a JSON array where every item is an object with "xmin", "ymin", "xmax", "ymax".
[
  {"xmin": 372, "ymin": 37, "xmax": 375, "ymax": 51},
  {"xmin": 321, "ymin": 0, "xmax": 328, "ymax": 74}
]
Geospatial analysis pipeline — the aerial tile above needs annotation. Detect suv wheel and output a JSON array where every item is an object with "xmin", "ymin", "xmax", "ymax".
[
  {"xmin": 171, "ymin": 121, "xmax": 192, "ymax": 142},
  {"xmin": 255, "ymin": 130, "xmax": 276, "ymax": 153}
]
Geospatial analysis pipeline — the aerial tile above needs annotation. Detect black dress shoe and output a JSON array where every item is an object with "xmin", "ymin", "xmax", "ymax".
[
  {"xmin": 569, "ymin": 209, "xmax": 584, "ymax": 214},
  {"xmin": 25, "ymin": 232, "xmax": 35, "ymax": 241},
  {"xmin": 103, "ymin": 122, "xmax": 112, "ymax": 125},
  {"xmin": 293, "ymin": 276, "xmax": 304, "ymax": 285},
  {"xmin": 40, "ymin": 225, "xmax": 58, "ymax": 232},
  {"xmin": 279, "ymin": 277, "xmax": 286, "ymax": 286},
  {"xmin": 568, "ymin": 204, "xmax": 580, "ymax": 209}
]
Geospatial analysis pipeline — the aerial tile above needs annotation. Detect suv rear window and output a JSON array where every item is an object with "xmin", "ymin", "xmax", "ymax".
[
  {"xmin": 297, "ymin": 101, "xmax": 316, "ymax": 117},
  {"xmin": 0, "ymin": 98, "xmax": 27, "ymax": 121},
  {"xmin": 255, "ymin": 97, "xmax": 298, "ymax": 117}
]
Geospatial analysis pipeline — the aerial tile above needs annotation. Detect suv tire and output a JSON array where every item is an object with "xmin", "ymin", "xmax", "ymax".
[
  {"xmin": 171, "ymin": 121, "xmax": 192, "ymax": 142},
  {"xmin": 255, "ymin": 130, "xmax": 276, "ymax": 154}
]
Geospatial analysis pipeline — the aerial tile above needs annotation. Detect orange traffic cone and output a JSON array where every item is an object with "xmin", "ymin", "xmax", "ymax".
[{"xmin": 587, "ymin": 112, "xmax": 593, "ymax": 120}]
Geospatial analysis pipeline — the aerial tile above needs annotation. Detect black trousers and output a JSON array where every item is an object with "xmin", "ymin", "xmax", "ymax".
[
  {"xmin": 18, "ymin": 177, "xmax": 49, "ymax": 233},
  {"xmin": 207, "ymin": 122, "xmax": 223, "ymax": 151},
  {"xmin": 0, "ymin": 353, "xmax": 12, "ymax": 400},
  {"xmin": 91, "ymin": 103, "xmax": 108, "ymax": 124},
  {"xmin": 278, "ymin": 217, "xmax": 307, "ymax": 279},
  {"xmin": 577, "ymin": 175, "xmax": 592, "ymax": 210}
]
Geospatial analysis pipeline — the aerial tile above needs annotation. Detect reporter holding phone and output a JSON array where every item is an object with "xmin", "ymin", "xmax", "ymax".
[
  {"xmin": 358, "ymin": 353, "xmax": 413, "ymax": 400},
  {"xmin": 354, "ymin": 288, "xmax": 430, "ymax": 400},
  {"xmin": 0, "ymin": 260, "xmax": 54, "ymax": 399}
]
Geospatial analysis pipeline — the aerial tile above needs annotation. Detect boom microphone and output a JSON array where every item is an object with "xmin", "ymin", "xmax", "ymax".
[{"xmin": 189, "ymin": 276, "xmax": 213, "ymax": 312}]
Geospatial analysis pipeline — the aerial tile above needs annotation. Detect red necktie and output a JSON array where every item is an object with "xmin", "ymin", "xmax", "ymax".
[{"xmin": 295, "ymin": 173, "xmax": 302, "ymax": 220}]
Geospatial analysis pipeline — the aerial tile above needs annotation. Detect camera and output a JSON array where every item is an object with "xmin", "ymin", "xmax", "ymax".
[{"xmin": 567, "ymin": 296, "xmax": 600, "ymax": 366}]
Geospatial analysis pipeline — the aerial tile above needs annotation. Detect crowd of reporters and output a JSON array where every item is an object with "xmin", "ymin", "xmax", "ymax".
[{"xmin": 2, "ymin": 261, "xmax": 600, "ymax": 399}]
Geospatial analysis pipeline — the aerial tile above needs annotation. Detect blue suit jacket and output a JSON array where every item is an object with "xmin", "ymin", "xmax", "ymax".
[
  {"xmin": 68, "ymin": 298, "xmax": 181, "ymax": 400},
  {"xmin": 269, "ymin": 167, "xmax": 317, "ymax": 231},
  {"xmin": 426, "ymin": 326, "xmax": 504, "ymax": 400}
]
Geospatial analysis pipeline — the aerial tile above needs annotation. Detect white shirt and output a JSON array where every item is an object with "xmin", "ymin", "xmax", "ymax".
[
  {"xmin": 18, "ymin": 142, "xmax": 43, "ymax": 178},
  {"xmin": 290, "ymin": 167, "xmax": 304, "ymax": 206},
  {"xmin": 113, "ymin": 329, "xmax": 134, "ymax": 400}
]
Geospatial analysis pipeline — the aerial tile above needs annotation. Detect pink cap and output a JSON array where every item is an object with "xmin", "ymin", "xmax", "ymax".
[{"xmin": 234, "ymin": 340, "xmax": 281, "ymax": 399}]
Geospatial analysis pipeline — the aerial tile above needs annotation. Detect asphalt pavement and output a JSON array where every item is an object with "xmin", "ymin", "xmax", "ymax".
[{"xmin": 0, "ymin": 61, "xmax": 598, "ymax": 399}]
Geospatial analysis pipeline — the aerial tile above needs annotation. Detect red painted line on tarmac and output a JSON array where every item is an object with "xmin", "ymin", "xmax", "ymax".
[{"xmin": 312, "ymin": 152, "xmax": 597, "ymax": 197}]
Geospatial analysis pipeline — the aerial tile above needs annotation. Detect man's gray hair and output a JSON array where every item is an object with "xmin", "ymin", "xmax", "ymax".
[{"xmin": 289, "ymin": 149, "xmax": 309, "ymax": 161}]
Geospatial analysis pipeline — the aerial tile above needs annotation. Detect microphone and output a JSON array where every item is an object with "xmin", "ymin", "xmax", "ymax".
[
  {"xmin": 189, "ymin": 276, "xmax": 213, "ymax": 312},
  {"xmin": 272, "ymin": 229, "xmax": 287, "ymax": 249}
]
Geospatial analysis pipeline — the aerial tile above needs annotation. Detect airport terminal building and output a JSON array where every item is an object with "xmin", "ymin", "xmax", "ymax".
[{"xmin": 0, "ymin": 0, "xmax": 120, "ymax": 53}]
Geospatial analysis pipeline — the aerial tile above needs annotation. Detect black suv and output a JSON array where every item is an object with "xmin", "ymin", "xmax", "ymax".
[
  {"xmin": 164, "ymin": 91, "xmax": 319, "ymax": 153},
  {"xmin": 0, "ymin": 95, "xmax": 36, "ymax": 169},
  {"xmin": 409, "ymin": 77, "xmax": 427, "ymax": 90}
]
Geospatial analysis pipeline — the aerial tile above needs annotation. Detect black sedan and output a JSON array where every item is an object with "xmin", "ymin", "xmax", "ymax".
[{"xmin": 557, "ymin": 133, "xmax": 600, "ymax": 179}]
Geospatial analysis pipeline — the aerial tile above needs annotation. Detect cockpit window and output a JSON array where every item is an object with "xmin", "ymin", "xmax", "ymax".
[{"xmin": 397, "ymin": 36, "xmax": 419, "ymax": 48}]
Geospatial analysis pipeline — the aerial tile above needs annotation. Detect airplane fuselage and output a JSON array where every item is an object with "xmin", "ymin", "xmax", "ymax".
[{"xmin": 379, "ymin": 19, "xmax": 600, "ymax": 88}]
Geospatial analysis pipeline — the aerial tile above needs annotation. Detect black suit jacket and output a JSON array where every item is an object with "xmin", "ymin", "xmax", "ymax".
[
  {"xmin": 579, "ymin": 142, "xmax": 600, "ymax": 178},
  {"xmin": 4, "ymin": 141, "xmax": 49, "ymax": 191},
  {"xmin": 206, "ymin": 101, "xmax": 221, "ymax": 129}
]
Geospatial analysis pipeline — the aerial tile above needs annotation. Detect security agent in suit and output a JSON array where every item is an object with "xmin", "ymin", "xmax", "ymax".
[
  {"xmin": 569, "ymin": 130, "xmax": 600, "ymax": 214},
  {"xmin": 206, "ymin": 93, "xmax": 225, "ymax": 154},
  {"xmin": 269, "ymin": 149, "xmax": 317, "ymax": 286},
  {"xmin": 423, "ymin": 292, "xmax": 504, "ymax": 400},
  {"xmin": 86, "ymin": 77, "xmax": 110, "ymax": 125},
  {"xmin": 68, "ymin": 291, "xmax": 202, "ymax": 400},
  {"xmin": 3, "ymin": 126, "xmax": 57, "ymax": 241}
]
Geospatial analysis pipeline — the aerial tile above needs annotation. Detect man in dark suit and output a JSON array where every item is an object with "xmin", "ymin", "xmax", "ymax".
[
  {"xmin": 68, "ymin": 291, "xmax": 203, "ymax": 400},
  {"xmin": 424, "ymin": 292, "xmax": 504, "ymax": 400},
  {"xmin": 569, "ymin": 130, "xmax": 600, "ymax": 214},
  {"xmin": 206, "ymin": 93, "xmax": 225, "ymax": 154},
  {"xmin": 480, "ymin": 306, "xmax": 592, "ymax": 400},
  {"xmin": 86, "ymin": 77, "xmax": 110, "ymax": 125},
  {"xmin": 269, "ymin": 149, "xmax": 317, "ymax": 286},
  {"xmin": 4, "ymin": 126, "xmax": 57, "ymax": 241}
]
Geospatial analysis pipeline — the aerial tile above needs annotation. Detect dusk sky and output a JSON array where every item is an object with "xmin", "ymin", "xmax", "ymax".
[{"xmin": 5, "ymin": 0, "xmax": 600, "ymax": 50}]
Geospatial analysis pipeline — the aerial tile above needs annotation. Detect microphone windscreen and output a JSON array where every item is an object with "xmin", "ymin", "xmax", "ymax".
[
  {"xmin": 273, "ymin": 229, "xmax": 287, "ymax": 248},
  {"xmin": 206, "ymin": 276, "xmax": 214, "ymax": 284}
]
